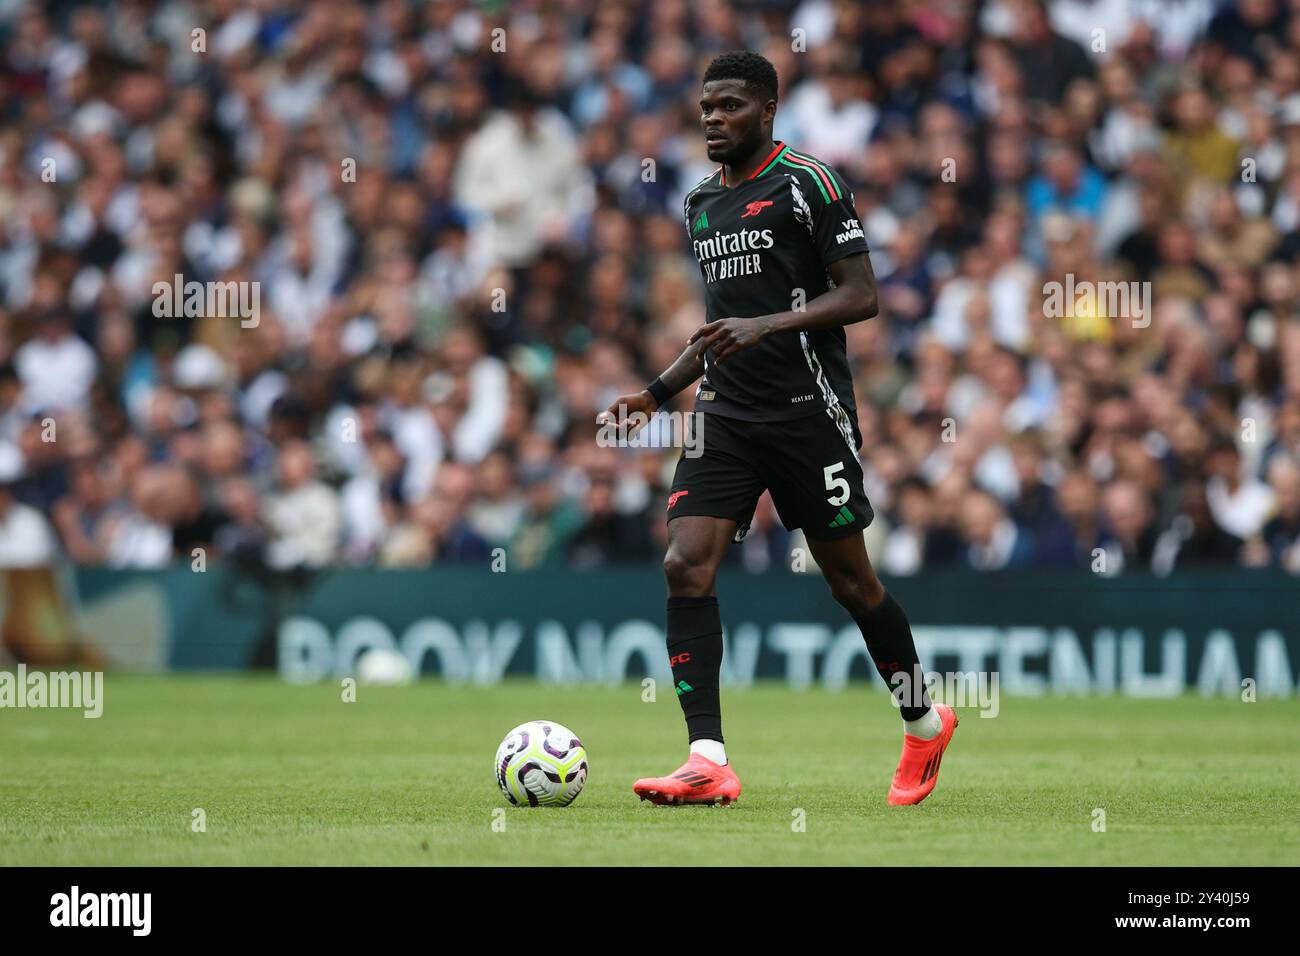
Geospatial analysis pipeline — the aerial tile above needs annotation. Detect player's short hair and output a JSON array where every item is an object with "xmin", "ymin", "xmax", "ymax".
[{"xmin": 702, "ymin": 51, "xmax": 778, "ymax": 103}]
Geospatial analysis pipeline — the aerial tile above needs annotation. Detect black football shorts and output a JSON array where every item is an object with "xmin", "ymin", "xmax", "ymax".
[{"xmin": 667, "ymin": 410, "xmax": 874, "ymax": 541}]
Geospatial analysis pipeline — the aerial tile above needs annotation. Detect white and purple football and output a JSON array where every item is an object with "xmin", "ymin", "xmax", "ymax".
[{"xmin": 494, "ymin": 720, "xmax": 588, "ymax": 807}]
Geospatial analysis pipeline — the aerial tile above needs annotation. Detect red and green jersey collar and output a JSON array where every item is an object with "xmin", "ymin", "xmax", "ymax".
[{"xmin": 719, "ymin": 141, "xmax": 788, "ymax": 187}]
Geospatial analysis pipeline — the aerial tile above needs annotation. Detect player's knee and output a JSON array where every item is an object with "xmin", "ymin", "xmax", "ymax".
[
  {"xmin": 663, "ymin": 548, "xmax": 714, "ymax": 597},
  {"xmin": 826, "ymin": 574, "xmax": 873, "ymax": 618}
]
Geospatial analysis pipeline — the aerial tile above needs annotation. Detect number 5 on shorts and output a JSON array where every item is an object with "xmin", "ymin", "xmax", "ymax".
[{"xmin": 823, "ymin": 461, "xmax": 849, "ymax": 506}]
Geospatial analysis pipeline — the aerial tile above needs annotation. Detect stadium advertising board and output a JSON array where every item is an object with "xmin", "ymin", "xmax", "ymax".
[{"xmin": 8, "ymin": 567, "xmax": 1289, "ymax": 698}]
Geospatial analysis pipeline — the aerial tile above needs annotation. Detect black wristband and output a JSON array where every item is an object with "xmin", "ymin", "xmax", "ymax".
[{"xmin": 645, "ymin": 377, "xmax": 673, "ymax": 406}]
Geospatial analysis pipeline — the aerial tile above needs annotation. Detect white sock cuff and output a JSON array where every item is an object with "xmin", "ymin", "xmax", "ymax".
[
  {"xmin": 689, "ymin": 738, "xmax": 728, "ymax": 765},
  {"xmin": 903, "ymin": 707, "xmax": 942, "ymax": 740}
]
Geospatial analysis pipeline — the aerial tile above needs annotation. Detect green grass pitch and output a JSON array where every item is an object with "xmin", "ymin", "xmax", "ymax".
[{"xmin": 1, "ymin": 675, "xmax": 1297, "ymax": 866}]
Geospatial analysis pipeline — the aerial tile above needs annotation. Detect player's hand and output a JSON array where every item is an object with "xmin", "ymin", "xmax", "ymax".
[
  {"xmin": 688, "ymin": 316, "xmax": 775, "ymax": 362},
  {"xmin": 596, "ymin": 390, "xmax": 658, "ymax": 439}
]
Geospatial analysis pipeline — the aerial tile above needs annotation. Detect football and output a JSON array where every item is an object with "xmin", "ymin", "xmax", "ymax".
[
  {"xmin": 494, "ymin": 720, "xmax": 588, "ymax": 807},
  {"xmin": 355, "ymin": 648, "xmax": 414, "ymax": 685}
]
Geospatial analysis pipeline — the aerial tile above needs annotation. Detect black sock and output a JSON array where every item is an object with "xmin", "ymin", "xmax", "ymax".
[
  {"xmin": 852, "ymin": 592, "xmax": 932, "ymax": 721},
  {"xmin": 665, "ymin": 596, "xmax": 724, "ymax": 743}
]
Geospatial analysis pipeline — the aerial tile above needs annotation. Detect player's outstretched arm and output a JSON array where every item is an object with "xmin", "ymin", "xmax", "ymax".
[
  {"xmin": 596, "ymin": 339, "xmax": 706, "ymax": 436},
  {"xmin": 688, "ymin": 252, "xmax": 878, "ymax": 363}
]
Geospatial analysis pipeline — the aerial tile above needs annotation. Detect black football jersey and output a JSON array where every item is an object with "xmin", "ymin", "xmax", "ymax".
[{"xmin": 681, "ymin": 141, "xmax": 870, "ymax": 442}]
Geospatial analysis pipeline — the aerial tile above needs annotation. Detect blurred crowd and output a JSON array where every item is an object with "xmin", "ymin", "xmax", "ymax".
[{"xmin": 2, "ymin": 0, "xmax": 1300, "ymax": 575}]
